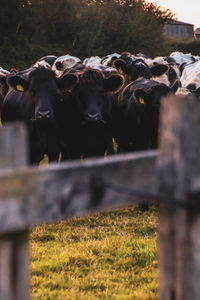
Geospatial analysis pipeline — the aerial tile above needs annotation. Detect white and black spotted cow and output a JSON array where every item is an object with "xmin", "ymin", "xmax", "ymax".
[{"xmin": 52, "ymin": 54, "xmax": 81, "ymax": 77}]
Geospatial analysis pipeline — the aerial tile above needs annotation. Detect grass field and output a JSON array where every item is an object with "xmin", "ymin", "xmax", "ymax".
[{"xmin": 31, "ymin": 205, "xmax": 158, "ymax": 299}]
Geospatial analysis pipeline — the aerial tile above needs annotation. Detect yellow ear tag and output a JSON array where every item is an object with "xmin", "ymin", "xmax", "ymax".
[
  {"xmin": 67, "ymin": 89, "xmax": 72, "ymax": 93},
  {"xmin": 139, "ymin": 97, "xmax": 145, "ymax": 104},
  {"xmin": 16, "ymin": 84, "xmax": 24, "ymax": 92},
  {"xmin": 119, "ymin": 67, "xmax": 123, "ymax": 75}
]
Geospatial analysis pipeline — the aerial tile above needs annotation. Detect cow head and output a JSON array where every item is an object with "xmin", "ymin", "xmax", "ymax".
[
  {"xmin": 151, "ymin": 62, "xmax": 179, "ymax": 87},
  {"xmin": 114, "ymin": 58, "xmax": 169, "ymax": 84},
  {"xmin": 52, "ymin": 55, "xmax": 81, "ymax": 77},
  {"xmin": 114, "ymin": 58, "xmax": 151, "ymax": 81},
  {"xmin": 133, "ymin": 80, "xmax": 172, "ymax": 110},
  {"xmin": 74, "ymin": 68, "xmax": 124, "ymax": 123},
  {"xmin": 7, "ymin": 68, "xmax": 77, "ymax": 121}
]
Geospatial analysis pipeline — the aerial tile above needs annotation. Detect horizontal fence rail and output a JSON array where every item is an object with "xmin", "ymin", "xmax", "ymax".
[{"xmin": 0, "ymin": 148, "xmax": 157, "ymax": 235}]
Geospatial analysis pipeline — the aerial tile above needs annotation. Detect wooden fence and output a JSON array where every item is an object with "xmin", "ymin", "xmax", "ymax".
[{"xmin": 0, "ymin": 94, "xmax": 200, "ymax": 300}]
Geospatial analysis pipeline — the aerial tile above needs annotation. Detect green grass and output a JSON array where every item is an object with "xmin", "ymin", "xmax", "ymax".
[{"xmin": 31, "ymin": 206, "xmax": 158, "ymax": 299}]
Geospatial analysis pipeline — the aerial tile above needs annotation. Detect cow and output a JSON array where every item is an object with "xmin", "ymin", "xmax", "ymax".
[
  {"xmin": 169, "ymin": 52, "xmax": 200, "ymax": 78},
  {"xmin": 33, "ymin": 55, "xmax": 58, "ymax": 68},
  {"xmin": 1, "ymin": 67, "xmax": 78, "ymax": 164},
  {"xmin": 54, "ymin": 67, "xmax": 124, "ymax": 160},
  {"xmin": 170, "ymin": 51, "xmax": 199, "ymax": 65},
  {"xmin": 150, "ymin": 60, "xmax": 180, "ymax": 88},
  {"xmin": 101, "ymin": 53, "xmax": 120, "ymax": 67},
  {"xmin": 113, "ymin": 57, "xmax": 169, "ymax": 85},
  {"xmin": 180, "ymin": 60, "xmax": 200, "ymax": 97},
  {"xmin": 83, "ymin": 56, "xmax": 102, "ymax": 68},
  {"xmin": 83, "ymin": 55, "xmax": 118, "ymax": 78},
  {"xmin": 111, "ymin": 77, "xmax": 178, "ymax": 153},
  {"xmin": 52, "ymin": 54, "xmax": 81, "ymax": 77},
  {"xmin": 111, "ymin": 77, "xmax": 178, "ymax": 210}
]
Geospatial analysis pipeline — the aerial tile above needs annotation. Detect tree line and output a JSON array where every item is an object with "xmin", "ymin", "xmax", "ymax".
[{"xmin": 0, "ymin": 0, "xmax": 173, "ymax": 70}]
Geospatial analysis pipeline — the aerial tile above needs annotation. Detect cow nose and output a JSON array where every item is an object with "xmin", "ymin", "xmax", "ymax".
[
  {"xmin": 37, "ymin": 110, "xmax": 52, "ymax": 119},
  {"xmin": 87, "ymin": 113, "xmax": 101, "ymax": 121}
]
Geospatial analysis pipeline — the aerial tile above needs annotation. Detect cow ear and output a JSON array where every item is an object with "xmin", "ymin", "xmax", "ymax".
[
  {"xmin": 150, "ymin": 64, "xmax": 169, "ymax": 76},
  {"xmin": 7, "ymin": 76, "xmax": 29, "ymax": 92},
  {"xmin": 134, "ymin": 89, "xmax": 147, "ymax": 104},
  {"xmin": 113, "ymin": 59, "xmax": 127, "ymax": 75},
  {"xmin": 58, "ymin": 73, "xmax": 78, "ymax": 91},
  {"xmin": 103, "ymin": 74, "xmax": 124, "ymax": 93}
]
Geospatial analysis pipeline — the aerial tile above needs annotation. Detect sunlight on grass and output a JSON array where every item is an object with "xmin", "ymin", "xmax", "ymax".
[{"xmin": 31, "ymin": 206, "xmax": 158, "ymax": 299}]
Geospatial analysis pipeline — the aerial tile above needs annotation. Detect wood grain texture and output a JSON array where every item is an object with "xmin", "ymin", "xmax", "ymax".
[
  {"xmin": 157, "ymin": 94, "xmax": 200, "ymax": 300},
  {"xmin": 0, "ymin": 123, "xmax": 29, "ymax": 300},
  {"xmin": 0, "ymin": 150, "xmax": 157, "ymax": 234},
  {"xmin": 0, "ymin": 122, "xmax": 28, "ymax": 169}
]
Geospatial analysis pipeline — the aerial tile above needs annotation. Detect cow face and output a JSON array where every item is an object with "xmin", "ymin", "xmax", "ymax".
[
  {"xmin": 7, "ymin": 68, "xmax": 77, "ymax": 121},
  {"xmin": 74, "ymin": 68, "xmax": 124, "ymax": 123},
  {"xmin": 114, "ymin": 59, "xmax": 152, "ymax": 82},
  {"xmin": 133, "ymin": 80, "xmax": 172, "ymax": 115},
  {"xmin": 151, "ymin": 63, "xmax": 178, "ymax": 87},
  {"xmin": 135, "ymin": 83, "xmax": 171, "ymax": 103},
  {"xmin": 181, "ymin": 60, "xmax": 200, "ymax": 96},
  {"xmin": 114, "ymin": 58, "xmax": 169, "ymax": 84}
]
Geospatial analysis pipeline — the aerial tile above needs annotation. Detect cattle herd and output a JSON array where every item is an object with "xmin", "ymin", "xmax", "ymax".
[{"xmin": 0, "ymin": 51, "xmax": 199, "ymax": 165}]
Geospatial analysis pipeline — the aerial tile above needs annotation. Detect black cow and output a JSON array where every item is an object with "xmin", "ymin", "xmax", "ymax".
[
  {"xmin": 55, "ymin": 67, "xmax": 124, "ymax": 160},
  {"xmin": 1, "ymin": 67, "xmax": 77, "ymax": 164},
  {"xmin": 111, "ymin": 77, "xmax": 177, "ymax": 211},
  {"xmin": 111, "ymin": 77, "xmax": 176, "ymax": 153},
  {"xmin": 114, "ymin": 58, "xmax": 169, "ymax": 84}
]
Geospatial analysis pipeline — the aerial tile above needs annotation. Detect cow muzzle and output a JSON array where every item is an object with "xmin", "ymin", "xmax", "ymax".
[
  {"xmin": 36, "ymin": 110, "xmax": 53, "ymax": 120},
  {"xmin": 84, "ymin": 113, "xmax": 102, "ymax": 122}
]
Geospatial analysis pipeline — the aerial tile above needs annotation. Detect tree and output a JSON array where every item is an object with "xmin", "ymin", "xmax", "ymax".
[{"xmin": 0, "ymin": 0, "xmax": 174, "ymax": 69}]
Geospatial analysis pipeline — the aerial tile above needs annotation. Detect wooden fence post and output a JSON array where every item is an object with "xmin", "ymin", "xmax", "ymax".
[
  {"xmin": 0, "ymin": 123, "xmax": 29, "ymax": 300},
  {"xmin": 157, "ymin": 95, "xmax": 200, "ymax": 300}
]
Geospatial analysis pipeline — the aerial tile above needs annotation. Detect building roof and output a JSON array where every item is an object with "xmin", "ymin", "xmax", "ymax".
[
  {"xmin": 165, "ymin": 19, "xmax": 194, "ymax": 26},
  {"xmin": 195, "ymin": 28, "xmax": 200, "ymax": 34}
]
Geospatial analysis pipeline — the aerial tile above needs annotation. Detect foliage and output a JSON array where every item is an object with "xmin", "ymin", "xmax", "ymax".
[
  {"xmin": 0, "ymin": 0, "xmax": 173, "ymax": 70},
  {"xmin": 163, "ymin": 38, "xmax": 200, "ymax": 56},
  {"xmin": 31, "ymin": 205, "xmax": 158, "ymax": 299}
]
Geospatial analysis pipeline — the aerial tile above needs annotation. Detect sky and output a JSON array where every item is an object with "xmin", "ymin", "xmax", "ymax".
[{"xmin": 148, "ymin": 0, "xmax": 200, "ymax": 29}]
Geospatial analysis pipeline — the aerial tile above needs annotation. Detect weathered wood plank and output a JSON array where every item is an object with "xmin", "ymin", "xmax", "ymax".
[
  {"xmin": 0, "ymin": 122, "xmax": 28, "ymax": 169},
  {"xmin": 0, "ymin": 123, "xmax": 29, "ymax": 300},
  {"xmin": 0, "ymin": 232, "xmax": 29, "ymax": 300},
  {"xmin": 157, "ymin": 94, "xmax": 200, "ymax": 300},
  {"xmin": 0, "ymin": 150, "xmax": 157, "ymax": 234}
]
